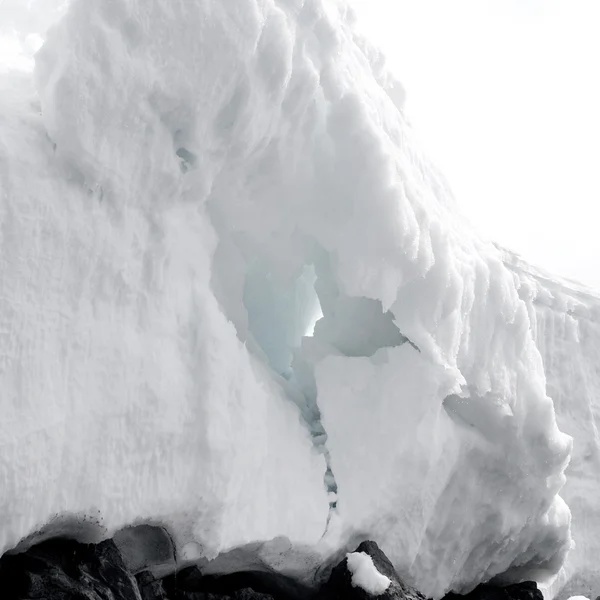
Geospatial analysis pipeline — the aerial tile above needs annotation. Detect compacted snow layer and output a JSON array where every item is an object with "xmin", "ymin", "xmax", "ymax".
[{"xmin": 0, "ymin": 0, "xmax": 575, "ymax": 597}]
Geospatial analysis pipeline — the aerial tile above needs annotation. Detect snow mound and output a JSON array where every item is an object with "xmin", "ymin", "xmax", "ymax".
[
  {"xmin": 0, "ymin": 0, "xmax": 573, "ymax": 597},
  {"xmin": 347, "ymin": 552, "xmax": 392, "ymax": 596}
]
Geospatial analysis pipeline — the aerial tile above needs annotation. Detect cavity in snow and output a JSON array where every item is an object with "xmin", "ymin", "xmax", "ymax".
[
  {"xmin": 243, "ymin": 263, "xmax": 322, "ymax": 377},
  {"xmin": 346, "ymin": 552, "xmax": 391, "ymax": 596}
]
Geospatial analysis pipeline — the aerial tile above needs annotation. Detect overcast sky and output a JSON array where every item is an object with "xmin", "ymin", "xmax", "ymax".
[
  {"xmin": 1, "ymin": 0, "xmax": 599, "ymax": 289},
  {"xmin": 352, "ymin": 0, "xmax": 600, "ymax": 290}
]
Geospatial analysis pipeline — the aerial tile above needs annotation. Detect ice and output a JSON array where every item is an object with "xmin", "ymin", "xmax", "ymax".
[
  {"xmin": 0, "ymin": 0, "xmax": 576, "ymax": 597},
  {"xmin": 243, "ymin": 263, "xmax": 321, "ymax": 376},
  {"xmin": 346, "ymin": 552, "xmax": 392, "ymax": 595}
]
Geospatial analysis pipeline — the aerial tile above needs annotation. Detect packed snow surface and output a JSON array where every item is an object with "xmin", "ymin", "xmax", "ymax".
[
  {"xmin": 0, "ymin": 0, "xmax": 577, "ymax": 597},
  {"xmin": 346, "ymin": 552, "xmax": 391, "ymax": 595}
]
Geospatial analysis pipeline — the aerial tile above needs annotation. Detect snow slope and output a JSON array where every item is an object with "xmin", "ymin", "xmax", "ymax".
[
  {"xmin": 0, "ymin": 0, "xmax": 575, "ymax": 597},
  {"xmin": 503, "ymin": 249, "xmax": 600, "ymax": 600}
]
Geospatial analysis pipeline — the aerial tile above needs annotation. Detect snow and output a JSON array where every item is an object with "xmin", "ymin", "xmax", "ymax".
[
  {"xmin": 503, "ymin": 249, "xmax": 600, "ymax": 600},
  {"xmin": 346, "ymin": 552, "xmax": 391, "ymax": 596},
  {"xmin": 0, "ymin": 0, "xmax": 579, "ymax": 598},
  {"xmin": 0, "ymin": 25, "xmax": 330, "ymax": 559}
]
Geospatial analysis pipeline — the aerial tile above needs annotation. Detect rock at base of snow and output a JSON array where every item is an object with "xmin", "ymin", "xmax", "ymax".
[
  {"xmin": 159, "ymin": 566, "xmax": 312, "ymax": 600},
  {"xmin": 114, "ymin": 524, "xmax": 176, "ymax": 575},
  {"xmin": 443, "ymin": 581, "xmax": 543, "ymax": 600},
  {"xmin": 0, "ymin": 538, "xmax": 141, "ymax": 600},
  {"xmin": 320, "ymin": 540, "xmax": 426, "ymax": 600},
  {"xmin": 137, "ymin": 570, "xmax": 169, "ymax": 600},
  {"xmin": 1, "ymin": 534, "xmax": 549, "ymax": 600}
]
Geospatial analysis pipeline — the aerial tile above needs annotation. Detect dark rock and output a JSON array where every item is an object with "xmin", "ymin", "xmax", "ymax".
[
  {"xmin": 137, "ymin": 570, "xmax": 158, "ymax": 587},
  {"xmin": 0, "ymin": 537, "xmax": 141, "ymax": 600},
  {"xmin": 319, "ymin": 540, "xmax": 426, "ymax": 600},
  {"xmin": 161, "ymin": 565, "xmax": 204, "ymax": 595},
  {"xmin": 136, "ymin": 570, "xmax": 169, "ymax": 600},
  {"xmin": 114, "ymin": 525, "xmax": 176, "ymax": 574},
  {"xmin": 443, "ymin": 581, "xmax": 543, "ymax": 600},
  {"xmin": 160, "ymin": 566, "xmax": 310, "ymax": 600},
  {"xmin": 233, "ymin": 589, "xmax": 275, "ymax": 600},
  {"xmin": 502, "ymin": 581, "xmax": 543, "ymax": 600}
]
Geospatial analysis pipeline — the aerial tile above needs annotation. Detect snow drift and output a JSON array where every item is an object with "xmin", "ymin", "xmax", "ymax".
[{"xmin": 0, "ymin": 0, "xmax": 575, "ymax": 597}]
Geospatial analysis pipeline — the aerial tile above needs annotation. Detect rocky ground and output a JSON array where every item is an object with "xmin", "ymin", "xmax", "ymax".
[{"xmin": 0, "ymin": 532, "xmax": 545, "ymax": 600}]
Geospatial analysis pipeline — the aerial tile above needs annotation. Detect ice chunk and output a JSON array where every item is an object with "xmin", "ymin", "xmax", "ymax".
[{"xmin": 346, "ymin": 551, "xmax": 392, "ymax": 596}]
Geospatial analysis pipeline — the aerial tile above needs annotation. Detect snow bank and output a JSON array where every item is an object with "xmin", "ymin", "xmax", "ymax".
[
  {"xmin": 347, "ymin": 552, "xmax": 391, "ymax": 595},
  {"xmin": 0, "ymin": 10, "xmax": 329, "ymax": 560},
  {"xmin": 504, "ymin": 249, "xmax": 600, "ymax": 600},
  {"xmin": 0, "ymin": 0, "xmax": 574, "ymax": 597}
]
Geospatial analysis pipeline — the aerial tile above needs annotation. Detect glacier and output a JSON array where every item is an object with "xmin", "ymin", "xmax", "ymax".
[
  {"xmin": 503, "ymin": 250, "xmax": 600, "ymax": 600},
  {"xmin": 0, "ymin": 0, "xmax": 593, "ymax": 598}
]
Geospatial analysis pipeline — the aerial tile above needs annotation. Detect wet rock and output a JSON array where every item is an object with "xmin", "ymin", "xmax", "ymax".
[{"xmin": 0, "ymin": 537, "xmax": 141, "ymax": 600}]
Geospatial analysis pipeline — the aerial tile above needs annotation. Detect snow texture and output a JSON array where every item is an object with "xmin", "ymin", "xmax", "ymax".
[
  {"xmin": 503, "ymin": 249, "xmax": 600, "ymax": 600},
  {"xmin": 0, "ymin": 0, "xmax": 577, "ymax": 598},
  {"xmin": 346, "ymin": 552, "xmax": 391, "ymax": 596}
]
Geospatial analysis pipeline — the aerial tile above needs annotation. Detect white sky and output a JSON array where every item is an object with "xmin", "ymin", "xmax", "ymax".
[
  {"xmin": 1, "ymin": 1, "xmax": 599, "ymax": 288},
  {"xmin": 352, "ymin": 0, "xmax": 600, "ymax": 290}
]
